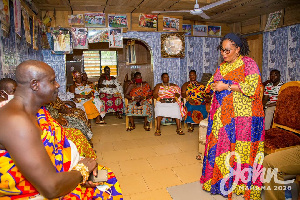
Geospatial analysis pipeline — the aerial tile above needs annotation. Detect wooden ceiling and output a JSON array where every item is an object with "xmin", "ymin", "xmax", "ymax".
[{"xmin": 31, "ymin": 0, "xmax": 300, "ymax": 23}]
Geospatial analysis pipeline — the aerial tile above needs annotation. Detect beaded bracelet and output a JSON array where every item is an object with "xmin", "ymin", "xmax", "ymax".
[{"xmin": 72, "ymin": 163, "xmax": 89, "ymax": 184}]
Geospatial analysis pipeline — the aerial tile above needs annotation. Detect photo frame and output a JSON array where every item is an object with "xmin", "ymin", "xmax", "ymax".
[
  {"xmin": 193, "ymin": 25, "xmax": 207, "ymax": 36},
  {"xmin": 161, "ymin": 33, "xmax": 185, "ymax": 58},
  {"xmin": 207, "ymin": 25, "xmax": 221, "ymax": 37}
]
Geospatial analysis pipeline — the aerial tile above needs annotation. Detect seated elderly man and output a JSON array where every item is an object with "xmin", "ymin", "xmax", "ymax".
[
  {"xmin": 98, "ymin": 66, "xmax": 124, "ymax": 119},
  {"xmin": 153, "ymin": 73, "xmax": 186, "ymax": 136},
  {"xmin": 0, "ymin": 78, "xmax": 17, "ymax": 107},
  {"xmin": 125, "ymin": 72, "xmax": 152, "ymax": 131},
  {"xmin": 0, "ymin": 60, "xmax": 122, "ymax": 199},
  {"xmin": 69, "ymin": 71, "xmax": 106, "ymax": 124},
  {"xmin": 181, "ymin": 70, "xmax": 210, "ymax": 132}
]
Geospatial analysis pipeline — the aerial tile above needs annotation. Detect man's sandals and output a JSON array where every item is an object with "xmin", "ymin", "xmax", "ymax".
[
  {"xmin": 144, "ymin": 124, "xmax": 150, "ymax": 131},
  {"xmin": 154, "ymin": 130, "xmax": 161, "ymax": 136},
  {"xmin": 188, "ymin": 126, "xmax": 194, "ymax": 132},
  {"xmin": 176, "ymin": 129, "xmax": 185, "ymax": 135},
  {"xmin": 126, "ymin": 124, "xmax": 135, "ymax": 131}
]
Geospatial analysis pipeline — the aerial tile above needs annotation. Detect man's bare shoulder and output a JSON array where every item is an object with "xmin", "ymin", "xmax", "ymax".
[{"xmin": 0, "ymin": 103, "xmax": 39, "ymax": 148}]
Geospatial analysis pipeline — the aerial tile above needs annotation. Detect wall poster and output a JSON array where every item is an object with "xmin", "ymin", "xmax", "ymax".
[{"xmin": 109, "ymin": 28, "xmax": 123, "ymax": 48}]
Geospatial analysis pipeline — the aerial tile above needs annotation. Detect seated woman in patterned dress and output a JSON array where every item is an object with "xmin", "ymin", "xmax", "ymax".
[
  {"xmin": 153, "ymin": 73, "xmax": 186, "ymax": 136},
  {"xmin": 98, "ymin": 66, "xmax": 124, "ymax": 119},
  {"xmin": 181, "ymin": 70, "xmax": 210, "ymax": 132},
  {"xmin": 69, "ymin": 71, "xmax": 106, "ymax": 124},
  {"xmin": 124, "ymin": 72, "xmax": 153, "ymax": 131}
]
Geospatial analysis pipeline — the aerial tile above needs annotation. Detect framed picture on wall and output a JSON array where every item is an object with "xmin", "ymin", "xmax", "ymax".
[
  {"xmin": 68, "ymin": 14, "xmax": 84, "ymax": 26},
  {"xmin": 139, "ymin": 14, "xmax": 157, "ymax": 28},
  {"xmin": 161, "ymin": 33, "xmax": 185, "ymax": 58},
  {"xmin": 182, "ymin": 24, "xmax": 192, "ymax": 35},
  {"xmin": 87, "ymin": 28, "xmax": 109, "ymax": 43},
  {"xmin": 207, "ymin": 25, "xmax": 221, "ymax": 37},
  {"xmin": 84, "ymin": 13, "xmax": 105, "ymax": 27},
  {"xmin": 108, "ymin": 14, "xmax": 127, "ymax": 28},
  {"xmin": 109, "ymin": 28, "xmax": 123, "ymax": 48},
  {"xmin": 163, "ymin": 17, "xmax": 180, "ymax": 31},
  {"xmin": 193, "ymin": 25, "xmax": 207, "ymax": 36},
  {"xmin": 71, "ymin": 28, "xmax": 88, "ymax": 49}
]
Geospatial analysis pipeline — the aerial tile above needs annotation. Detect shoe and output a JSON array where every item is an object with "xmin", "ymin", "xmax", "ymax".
[
  {"xmin": 154, "ymin": 130, "xmax": 161, "ymax": 136},
  {"xmin": 144, "ymin": 125, "xmax": 150, "ymax": 131},
  {"xmin": 176, "ymin": 129, "xmax": 185, "ymax": 135},
  {"xmin": 188, "ymin": 126, "xmax": 194, "ymax": 132}
]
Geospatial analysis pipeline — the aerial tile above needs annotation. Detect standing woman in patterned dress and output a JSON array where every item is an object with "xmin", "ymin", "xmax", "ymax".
[{"xmin": 200, "ymin": 33, "xmax": 264, "ymax": 200}]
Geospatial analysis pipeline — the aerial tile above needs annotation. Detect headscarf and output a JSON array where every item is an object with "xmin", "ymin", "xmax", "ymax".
[{"xmin": 224, "ymin": 33, "xmax": 242, "ymax": 47}]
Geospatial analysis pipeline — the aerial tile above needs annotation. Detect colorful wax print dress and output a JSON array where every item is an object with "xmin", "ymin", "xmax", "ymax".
[
  {"xmin": 200, "ymin": 56, "xmax": 265, "ymax": 200},
  {"xmin": 184, "ymin": 82, "xmax": 208, "ymax": 124}
]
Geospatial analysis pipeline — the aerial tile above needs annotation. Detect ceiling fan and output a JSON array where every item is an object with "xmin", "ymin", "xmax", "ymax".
[{"xmin": 152, "ymin": 0, "xmax": 232, "ymax": 19}]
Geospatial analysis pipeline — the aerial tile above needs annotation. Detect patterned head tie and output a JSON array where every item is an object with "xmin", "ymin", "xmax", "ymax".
[{"xmin": 223, "ymin": 33, "xmax": 242, "ymax": 47}]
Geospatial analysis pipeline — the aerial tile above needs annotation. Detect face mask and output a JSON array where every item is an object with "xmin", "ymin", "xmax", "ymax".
[
  {"xmin": 7, "ymin": 94, "xmax": 14, "ymax": 101},
  {"xmin": 1, "ymin": 90, "xmax": 14, "ymax": 102},
  {"xmin": 135, "ymin": 78, "xmax": 142, "ymax": 83}
]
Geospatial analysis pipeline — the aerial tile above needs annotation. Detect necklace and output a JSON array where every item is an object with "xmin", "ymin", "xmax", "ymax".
[
  {"xmin": 162, "ymin": 83, "xmax": 170, "ymax": 90},
  {"xmin": 105, "ymin": 75, "xmax": 111, "ymax": 81}
]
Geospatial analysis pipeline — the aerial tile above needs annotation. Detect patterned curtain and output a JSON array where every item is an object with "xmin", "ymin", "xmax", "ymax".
[{"xmin": 263, "ymin": 24, "xmax": 300, "ymax": 82}]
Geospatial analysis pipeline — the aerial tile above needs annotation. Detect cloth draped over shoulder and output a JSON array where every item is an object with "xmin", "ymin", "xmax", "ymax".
[
  {"xmin": 126, "ymin": 82, "xmax": 153, "ymax": 122},
  {"xmin": 200, "ymin": 56, "xmax": 265, "ymax": 200},
  {"xmin": 0, "ymin": 107, "xmax": 122, "ymax": 199},
  {"xmin": 157, "ymin": 85, "xmax": 186, "ymax": 117},
  {"xmin": 184, "ymin": 82, "xmax": 208, "ymax": 124}
]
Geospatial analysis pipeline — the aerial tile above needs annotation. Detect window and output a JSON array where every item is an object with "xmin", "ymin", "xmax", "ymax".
[
  {"xmin": 100, "ymin": 51, "xmax": 118, "ymax": 76},
  {"xmin": 83, "ymin": 50, "xmax": 118, "ymax": 78}
]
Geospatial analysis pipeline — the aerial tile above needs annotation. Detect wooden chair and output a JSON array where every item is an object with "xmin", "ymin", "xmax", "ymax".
[
  {"xmin": 124, "ymin": 98, "xmax": 153, "ymax": 130},
  {"xmin": 264, "ymin": 81, "xmax": 300, "ymax": 154}
]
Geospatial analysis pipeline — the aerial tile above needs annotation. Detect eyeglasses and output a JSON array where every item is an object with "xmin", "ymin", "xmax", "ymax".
[{"xmin": 220, "ymin": 46, "xmax": 232, "ymax": 54}]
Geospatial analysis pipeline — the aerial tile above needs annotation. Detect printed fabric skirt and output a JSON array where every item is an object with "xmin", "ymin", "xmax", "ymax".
[
  {"xmin": 126, "ymin": 100, "xmax": 153, "ymax": 122},
  {"xmin": 184, "ymin": 102, "xmax": 208, "ymax": 124},
  {"xmin": 100, "ymin": 93, "xmax": 124, "ymax": 113}
]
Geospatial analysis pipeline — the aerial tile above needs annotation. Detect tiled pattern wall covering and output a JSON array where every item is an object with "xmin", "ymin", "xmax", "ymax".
[
  {"xmin": 263, "ymin": 24, "xmax": 300, "ymax": 82},
  {"xmin": 124, "ymin": 31, "xmax": 221, "ymax": 87},
  {"xmin": 0, "ymin": 2, "xmax": 43, "ymax": 79}
]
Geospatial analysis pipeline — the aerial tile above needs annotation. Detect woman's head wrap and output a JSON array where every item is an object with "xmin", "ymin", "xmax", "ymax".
[
  {"xmin": 72, "ymin": 71, "xmax": 81, "ymax": 81},
  {"xmin": 223, "ymin": 33, "xmax": 242, "ymax": 47}
]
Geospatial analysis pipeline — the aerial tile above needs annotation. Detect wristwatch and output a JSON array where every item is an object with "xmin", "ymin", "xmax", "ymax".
[{"xmin": 227, "ymin": 84, "xmax": 232, "ymax": 91}]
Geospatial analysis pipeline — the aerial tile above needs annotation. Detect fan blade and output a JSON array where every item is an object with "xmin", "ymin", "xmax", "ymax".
[
  {"xmin": 199, "ymin": 12, "xmax": 210, "ymax": 19},
  {"xmin": 152, "ymin": 10, "xmax": 191, "ymax": 13},
  {"xmin": 200, "ymin": 0, "xmax": 232, "ymax": 11}
]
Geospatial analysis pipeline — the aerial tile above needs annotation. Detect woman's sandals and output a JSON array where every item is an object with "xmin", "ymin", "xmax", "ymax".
[
  {"xmin": 126, "ymin": 124, "xmax": 136, "ymax": 131},
  {"xmin": 176, "ymin": 129, "xmax": 185, "ymax": 135},
  {"xmin": 144, "ymin": 124, "xmax": 151, "ymax": 131}
]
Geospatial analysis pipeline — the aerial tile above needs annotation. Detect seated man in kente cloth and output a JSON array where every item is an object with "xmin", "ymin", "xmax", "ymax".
[
  {"xmin": 125, "ymin": 72, "xmax": 153, "ymax": 131},
  {"xmin": 153, "ymin": 73, "xmax": 186, "ymax": 136},
  {"xmin": 0, "ymin": 60, "xmax": 122, "ymax": 199},
  {"xmin": 98, "ymin": 66, "xmax": 124, "ymax": 119},
  {"xmin": 181, "ymin": 70, "xmax": 210, "ymax": 132}
]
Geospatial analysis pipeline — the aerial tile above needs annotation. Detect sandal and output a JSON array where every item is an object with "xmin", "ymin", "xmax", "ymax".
[
  {"xmin": 176, "ymin": 129, "xmax": 185, "ymax": 135},
  {"xmin": 96, "ymin": 120, "xmax": 106, "ymax": 124},
  {"xmin": 196, "ymin": 154, "xmax": 202, "ymax": 160},
  {"xmin": 126, "ymin": 124, "xmax": 136, "ymax": 131},
  {"xmin": 144, "ymin": 125, "xmax": 150, "ymax": 131},
  {"xmin": 188, "ymin": 126, "xmax": 194, "ymax": 132},
  {"xmin": 154, "ymin": 130, "xmax": 161, "ymax": 136}
]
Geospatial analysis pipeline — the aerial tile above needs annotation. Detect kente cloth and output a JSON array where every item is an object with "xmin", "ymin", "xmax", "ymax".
[
  {"xmin": 126, "ymin": 82, "xmax": 153, "ymax": 122},
  {"xmin": 0, "ymin": 107, "xmax": 123, "ymax": 199},
  {"xmin": 200, "ymin": 56, "xmax": 265, "ymax": 200},
  {"xmin": 75, "ymin": 84, "xmax": 105, "ymax": 118},
  {"xmin": 45, "ymin": 104, "xmax": 93, "ymax": 141},
  {"xmin": 157, "ymin": 85, "xmax": 186, "ymax": 117},
  {"xmin": 64, "ymin": 127, "xmax": 96, "ymax": 159},
  {"xmin": 51, "ymin": 97, "xmax": 91, "ymax": 128},
  {"xmin": 99, "ymin": 79, "xmax": 124, "ymax": 113},
  {"xmin": 184, "ymin": 82, "xmax": 208, "ymax": 124}
]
